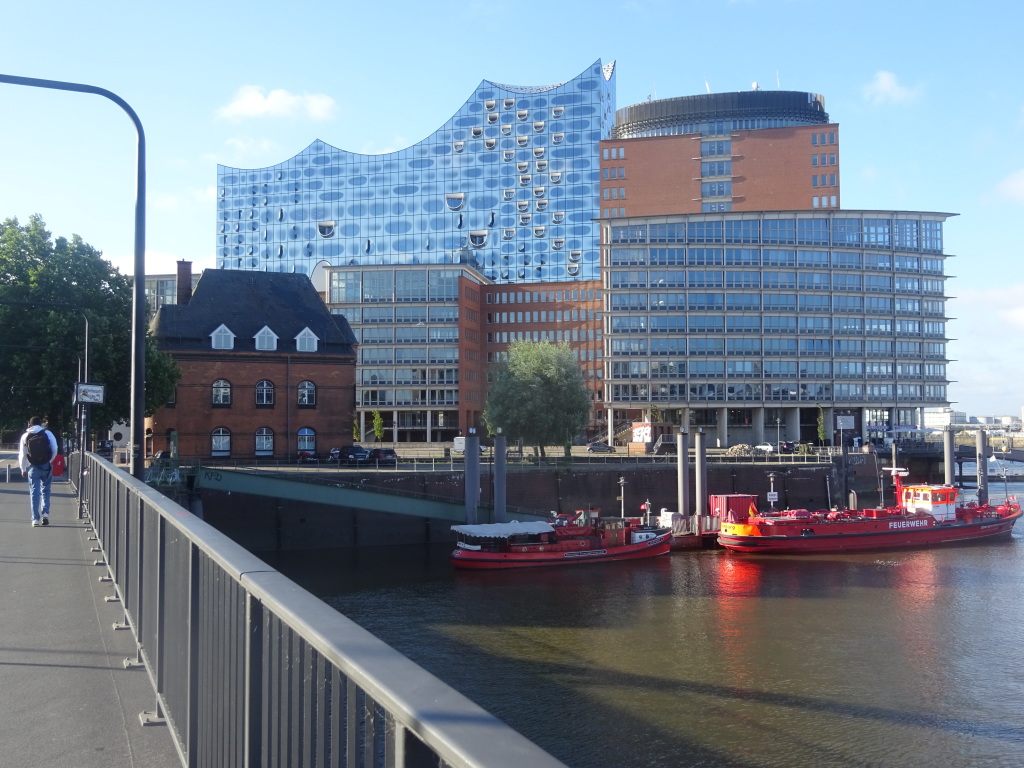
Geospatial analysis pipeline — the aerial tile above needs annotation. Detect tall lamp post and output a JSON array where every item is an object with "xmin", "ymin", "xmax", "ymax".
[{"xmin": 0, "ymin": 73, "xmax": 146, "ymax": 480}]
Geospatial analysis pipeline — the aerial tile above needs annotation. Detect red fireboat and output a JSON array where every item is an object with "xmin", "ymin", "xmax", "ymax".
[
  {"xmin": 718, "ymin": 468, "xmax": 1022, "ymax": 555},
  {"xmin": 451, "ymin": 511, "xmax": 671, "ymax": 569}
]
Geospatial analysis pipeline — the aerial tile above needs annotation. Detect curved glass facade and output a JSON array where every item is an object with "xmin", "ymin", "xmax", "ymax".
[
  {"xmin": 613, "ymin": 90, "xmax": 829, "ymax": 139},
  {"xmin": 217, "ymin": 60, "xmax": 616, "ymax": 284}
]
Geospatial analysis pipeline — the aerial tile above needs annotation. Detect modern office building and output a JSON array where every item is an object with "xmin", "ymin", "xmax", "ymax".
[
  {"xmin": 598, "ymin": 210, "xmax": 951, "ymax": 447},
  {"xmin": 215, "ymin": 63, "xmax": 953, "ymax": 448}
]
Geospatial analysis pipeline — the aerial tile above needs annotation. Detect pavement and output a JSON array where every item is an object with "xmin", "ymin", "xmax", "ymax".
[{"xmin": 0, "ymin": 458, "xmax": 183, "ymax": 768}]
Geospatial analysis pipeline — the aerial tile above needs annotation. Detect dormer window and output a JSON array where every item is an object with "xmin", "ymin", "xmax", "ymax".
[
  {"xmin": 452, "ymin": 141, "xmax": 465, "ymax": 153},
  {"xmin": 503, "ymin": 98, "xmax": 515, "ymax": 109},
  {"xmin": 255, "ymin": 326, "xmax": 279, "ymax": 351},
  {"xmin": 516, "ymin": 110, "xmax": 529, "ymax": 121},
  {"xmin": 503, "ymin": 150, "xmax": 515, "ymax": 162},
  {"xmin": 535, "ymin": 199, "xmax": 548, "ymax": 211},
  {"xmin": 486, "ymin": 113, "xmax": 498, "ymax": 124},
  {"xmin": 516, "ymin": 136, "xmax": 529, "ymax": 147},
  {"xmin": 470, "ymin": 126, "xmax": 483, "ymax": 138},
  {"xmin": 484, "ymin": 99, "xmax": 496, "ymax": 110},
  {"xmin": 503, "ymin": 189, "xmax": 516, "ymax": 200},
  {"xmin": 552, "ymin": 133, "xmax": 565, "ymax": 145},
  {"xmin": 533, "ymin": 147, "xmax": 545, "ymax": 159},
  {"xmin": 296, "ymin": 328, "xmax": 319, "ymax": 353},
  {"xmin": 211, "ymin": 324, "xmax": 235, "ymax": 350},
  {"xmin": 517, "ymin": 162, "xmax": 530, "ymax": 173},
  {"xmin": 552, "ymin": 107, "xmax": 564, "ymax": 118},
  {"xmin": 445, "ymin": 193, "xmax": 465, "ymax": 211},
  {"xmin": 533, "ymin": 122, "xmax": 545, "ymax": 133},
  {"xmin": 552, "ymin": 211, "xmax": 565, "ymax": 224},
  {"xmin": 517, "ymin": 201, "xmax": 530, "ymax": 212},
  {"xmin": 484, "ymin": 138, "xmax": 496, "ymax": 149},
  {"xmin": 318, "ymin": 221, "xmax": 335, "ymax": 238},
  {"xmin": 468, "ymin": 231, "xmax": 488, "ymax": 248},
  {"xmin": 500, "ymin": 124, "xmax": 512, "ymax": 136}
]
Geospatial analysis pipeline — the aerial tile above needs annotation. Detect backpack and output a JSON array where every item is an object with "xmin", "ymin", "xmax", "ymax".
[{"xmin": 26, "ymin": 430, "xmax": 53, "ymax": 465}]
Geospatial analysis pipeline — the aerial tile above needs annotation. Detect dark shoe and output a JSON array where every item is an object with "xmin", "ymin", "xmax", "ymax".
[{"xmin": 41, "ymin": 516, "xmax": 49, "ymax": 526}]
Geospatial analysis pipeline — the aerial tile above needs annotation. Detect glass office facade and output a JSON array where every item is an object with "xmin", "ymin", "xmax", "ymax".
[
  {"xmin": 601, "ymin": 211, "xmax": 952, "ymax": 419},
  {"xmin": 217, "ymin": 60, "xmax": 616, "ymax": 284}
]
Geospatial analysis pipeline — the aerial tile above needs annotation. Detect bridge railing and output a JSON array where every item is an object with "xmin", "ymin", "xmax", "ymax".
[{"xmin": 71, "ymin": 452, "xmax": 565, "ymax": 768}]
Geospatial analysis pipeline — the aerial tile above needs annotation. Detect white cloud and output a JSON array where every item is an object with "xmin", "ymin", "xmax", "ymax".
[
  {"xmin": 995, "ymin": 168, "xmax": 1024, "ymax": 204},
  {"xmin": 217, "ymin": 85, "xmax": 337, "ymax": 122},
  {"xmin": 862, "ymin": 71, "xmax": 920, "ymax": 106},
  {"xmin": 219, "ymin": 136, "xmax": 279, "ymax": 162}
]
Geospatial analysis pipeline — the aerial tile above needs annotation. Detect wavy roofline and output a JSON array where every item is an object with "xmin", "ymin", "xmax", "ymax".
[{"xmin": 217, "ymin": 59, "xmax": 612, "ymax": 171}]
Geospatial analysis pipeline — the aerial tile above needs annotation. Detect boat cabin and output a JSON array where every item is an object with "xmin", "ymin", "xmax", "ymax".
[{"xmin": 900, "ymin": 484, "xmax": 958, "ymax": 522}]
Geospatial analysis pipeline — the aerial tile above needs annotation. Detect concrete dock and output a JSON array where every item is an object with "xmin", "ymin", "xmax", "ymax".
[{"xmin": 0, "ymin": 467, "xmax": 181, "ymax": 767}]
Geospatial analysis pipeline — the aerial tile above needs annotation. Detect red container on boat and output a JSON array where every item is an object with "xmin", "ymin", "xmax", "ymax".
[{"xmin": 709, "ymin": 495, "xmax": 758, "ymax": 522}]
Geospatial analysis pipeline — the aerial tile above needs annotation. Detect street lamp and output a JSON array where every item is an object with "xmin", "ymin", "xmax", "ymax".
[
  {"xmin": 1, "ymin": 72, "xmax": 146, "ymax": 480},
  {"xmin": 766, "ymin": 471, "xmax": 778, "ymax": 512},
  {"xmin": 618, "ymin": 476, "xmax": 626, "ymax": 518},
  {"xmin": 775, "ymin": 417, "xmax": 781, "ymax": 456}
]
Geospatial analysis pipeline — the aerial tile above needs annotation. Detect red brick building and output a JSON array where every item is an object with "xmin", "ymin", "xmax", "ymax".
[{"xmin": 149, "ymin": 264, "xmax": 357, "ymax": 460}]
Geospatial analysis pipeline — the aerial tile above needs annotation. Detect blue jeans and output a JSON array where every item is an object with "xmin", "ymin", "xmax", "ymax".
[{"xmin": 26, "ymin": 463, "xmax": 53, "ymax": 522}]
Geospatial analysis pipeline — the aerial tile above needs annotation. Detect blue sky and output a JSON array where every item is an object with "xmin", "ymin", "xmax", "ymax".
[{"xmin": 1, "ymin": 0, "xmax": 1021, "ymax": 418}]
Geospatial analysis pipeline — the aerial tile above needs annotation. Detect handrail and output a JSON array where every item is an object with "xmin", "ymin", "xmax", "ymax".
[{"xmin": 71, "ymin": 452, "xmax": 566, "ymax": 768}]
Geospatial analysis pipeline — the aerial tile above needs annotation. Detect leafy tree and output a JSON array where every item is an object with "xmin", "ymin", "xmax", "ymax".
[
  {"xmin": 816, "ymin": 404, "xmax": 827, "ymax": 446},
  {"xmin": 483, "ymin": 341, "xmax": 591, "ymax": 458},
  {"xmin": 372, "ymin": 409, "xmax": 384, "ymax": 443},
  {"xmin": 0, "ymin": 215, "xmax": 179, "ymax": 442}
]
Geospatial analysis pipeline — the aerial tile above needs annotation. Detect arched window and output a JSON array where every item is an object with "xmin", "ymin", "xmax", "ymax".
[
  {"xmin": 212, "ymin": 379, "xmax": 231, "ymax": 406},
  {"xmin": 256, "ymin": 379, "xmax": 274, "ymax": 406},
  {"xmin": 297, "ymin": 427, "xmax": 316, "ymax": 453},
  {"xmin": 211, "ymin": 427, "xmax": 231, "ymax": 456},
  {"xmin": 255, "ymin": 427, "xmax": 274, "ymax": 456},
  {"xmin": 297, "ymin": 380, "xmax": 316, "ymax": 407}
]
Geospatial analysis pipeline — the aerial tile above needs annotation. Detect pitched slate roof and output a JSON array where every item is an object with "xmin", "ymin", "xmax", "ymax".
[{"xmin": 151, "ymin": 270, "xmax": 357, "ymax": 355}]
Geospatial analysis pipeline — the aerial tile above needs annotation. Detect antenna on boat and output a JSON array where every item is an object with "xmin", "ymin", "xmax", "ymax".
[{"xmin": 882, "ymin": 467, "xmax": 909, "ymax": 508}]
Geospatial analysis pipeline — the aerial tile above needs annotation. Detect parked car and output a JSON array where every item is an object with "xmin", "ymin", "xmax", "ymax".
[
  {"xmin": 754, "ymin": 442, "xmax": 775, "ymax": 453},
  {"xmin": 337, "ymin": 445, "xmax": 369, "ymax": 464},
  {"xmin": 296, "ymin": 450, "xmax": 321, "ymax": 463},
  {"xmin": 367, "ymin": 447, "xmax": 399, "ymax": 465},
  {"xmin": 586, "ymin": 442, "xmax": 615, "ymax": 453},
  {"xmin": 777, "ymin": 441, "xmax": 797, "ymax": 453}
]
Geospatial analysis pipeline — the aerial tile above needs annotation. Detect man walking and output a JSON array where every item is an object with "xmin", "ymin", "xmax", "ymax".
[{"xmin": 18, "ymin": 416, "xmax": 59, "ymax": 527}]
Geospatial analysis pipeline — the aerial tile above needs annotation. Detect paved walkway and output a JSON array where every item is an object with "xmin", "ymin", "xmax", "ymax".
[{"xmin": 0, "ymin": 465, "xmax": 182, "ymax": 767}]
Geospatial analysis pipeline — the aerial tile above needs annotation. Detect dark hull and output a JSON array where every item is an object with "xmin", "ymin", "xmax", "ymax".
[{"xmin": 719, "ymin": 513, "xmax": 1020, "ymax": 554}]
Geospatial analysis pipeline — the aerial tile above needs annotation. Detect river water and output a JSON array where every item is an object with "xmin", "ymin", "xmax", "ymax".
[{"xmin": 263, "ymin": 477, "xmax": 1024, "ymax": 768}]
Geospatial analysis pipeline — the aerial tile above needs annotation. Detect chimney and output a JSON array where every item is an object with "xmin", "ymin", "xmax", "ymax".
[{"xmin": 176, "ymin": 260, "xmax": 193, "ymax": 305}]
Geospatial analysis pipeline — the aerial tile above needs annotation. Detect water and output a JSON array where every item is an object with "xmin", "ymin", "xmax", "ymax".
[{"xmin": 263, "ymin": 480, "xmax": 1024, "ymax": 768}]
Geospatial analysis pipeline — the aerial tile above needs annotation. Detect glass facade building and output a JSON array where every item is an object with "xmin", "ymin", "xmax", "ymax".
[
  {"xmin": 600, "ymin": 210, "xmax": 952, "ymax": 444},
  {"xmin": 217, "ymin": 61, "xmax": 616, "ymax": 284}
]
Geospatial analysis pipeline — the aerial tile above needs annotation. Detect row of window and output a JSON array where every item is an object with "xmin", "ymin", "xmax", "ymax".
[
  {"xmin": 211, "ymin": 324, "xmax": 319, "ymax": 353},
  {"xmin": 607, "ymin": 248, "xmax": 943, "ymax": 273},
  {"xmin": 609, "ymin": 383, "xmax": 946, "ymax": 402},
  {"xmin": 812, "ymin": 174, "xmax": 838, "ymax": 187},
  {"xmin": 609, "ymin": 361, "xmax": 946, "ymax": 377},
  {"xmin": 211, "ymin": 426, "xmax": 319, "ymax": 457},
  {"xmin": 608, "ymin": 218, "xmax": 943, "ymax": 251},
  {"xmin": 209, "ymin": 379, "xmax": 317, "ymax": 407},
  {"xmin": 608, "ymin": 338, "xmax": 947, "ymax": 357}
]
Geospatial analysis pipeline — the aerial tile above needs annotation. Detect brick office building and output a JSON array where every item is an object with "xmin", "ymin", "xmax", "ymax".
[{"xmin": 149, "ymin": 263, "xmax": 357, "ymax": 459}]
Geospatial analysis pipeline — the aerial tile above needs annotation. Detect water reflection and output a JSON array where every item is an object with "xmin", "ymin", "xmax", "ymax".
[{"xmin": 263, "ymin": 491, "xmax": 1024, "ymax": 768}]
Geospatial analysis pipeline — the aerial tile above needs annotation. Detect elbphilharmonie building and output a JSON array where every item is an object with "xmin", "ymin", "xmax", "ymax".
[{"xmin": 217, "ymin": 60, "xmax": 616, "ymax": 284}]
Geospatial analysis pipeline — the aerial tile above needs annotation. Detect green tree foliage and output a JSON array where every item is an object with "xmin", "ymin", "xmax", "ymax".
[
  {"xmin": 483, "ymin": 341, "xmax": 591, "ymax": 457},
  {"xmin": 0, "ymin": 215, "xmax": 179, "ymax": 440},
  {"xmin": 372, "ymin": 409, "xmax": 385, "ymax": 443}
]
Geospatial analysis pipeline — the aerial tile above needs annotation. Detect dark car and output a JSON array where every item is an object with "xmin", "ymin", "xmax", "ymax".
[
  {"xmin": 777, "ymin": 441, "xmax": 797, "ymax": 453},
  {"xmin": 367, "ymin": 447, "xmax": 399, "ymax": 465},
  {"xmin": 337, "ymin": 445, "xmax": 369, "ymax": 464},
  {"xmin": 586, "ymin": 442, "xmax": 615, "ymax": 453}
]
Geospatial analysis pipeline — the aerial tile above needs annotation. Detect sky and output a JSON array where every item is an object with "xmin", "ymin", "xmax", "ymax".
[{"xmin": 1, "ymin": 0, "xmax": 1022, "ymax": 419}]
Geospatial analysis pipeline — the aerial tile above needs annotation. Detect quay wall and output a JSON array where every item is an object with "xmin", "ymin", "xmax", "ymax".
[{"xmin": 195, "ymin": 458, "xmax": 894, "ymax": 552}]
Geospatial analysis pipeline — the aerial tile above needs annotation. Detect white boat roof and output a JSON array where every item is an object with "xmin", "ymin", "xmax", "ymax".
[{"xmin": 451, "ymin": 521, "xmax": 555, "ymax": 537}]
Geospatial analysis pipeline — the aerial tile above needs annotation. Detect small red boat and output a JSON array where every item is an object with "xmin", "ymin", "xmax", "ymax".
[
  {"xmin": 451, "ymin": 512, "xmax": 671, "ymax": 569},
  {"xmin": 718, "ymin": 469, "xmax": 1022, "ymax": 555}
]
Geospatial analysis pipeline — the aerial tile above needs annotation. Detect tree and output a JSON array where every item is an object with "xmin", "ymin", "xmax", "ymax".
[
  {"xmin": 483, "ymin": 341, "xmax": 591, "ymax": 458},
  {"xmin": 372, "ymin": 409, "xmax": 385, "ymax": 443},
  {"xmin": 0, "ymin": 215, "xmax": 179, "ymax": 441}
]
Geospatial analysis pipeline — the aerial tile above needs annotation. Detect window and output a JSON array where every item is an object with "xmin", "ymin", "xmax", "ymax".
[
  {"xmin": 211, "ymin": 324, "xmax": 234, "ymax": 350},
  {"xmin": 255, "ymin": 326, "xmax": 278, "ymax": 351},
  {"xmin": 211, "ymin": 427, "xmax": 230, "ymax": 457},
  {"xmin": 256, "ymin": 379, "xmax": 274, "ymax": 406},
  {"xmin": 297, "ymin": 380, "xmax": 316, "ymax": 407},
  {"xmin": 297, "ymin": 428, "xmax": 316, "ymax": 453},
  {"xmin": 296, "ymin": 328, "xmax": 319, "ymax": 352},
  {"xmin": 212, "ymin": 379, "xmax": 231, "ymax": 407},
  {"xmin": 255, "ymin": 427, "xmax": 274, "ymax": 456}
]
